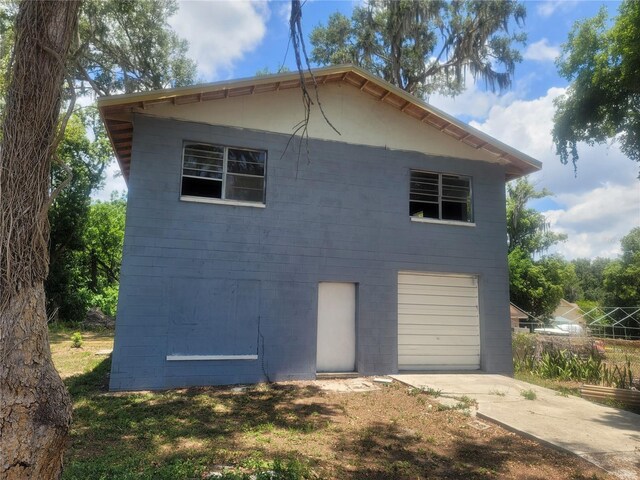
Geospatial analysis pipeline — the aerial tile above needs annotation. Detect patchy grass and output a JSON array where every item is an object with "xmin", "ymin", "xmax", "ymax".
[
  {"xmin": 489, "ymin": 389, "xmax": 507, "ymax": 397},
  {"xmin": 515, "ymin": 369, "xmax": 640, "ymax": 413},
  {"xmin": 520, "ymin": 389, "xmax": 537, "ymax": 401},
  {"xmin": 514, "ymin": 371, "xmax": 582, "ymax": 397},
  {"xmin": 49, "ymin": 327, "xmax": 114, "ymax": 379},
  {"xmin": 55, "ymin": 331, "xmax": 613, "ymax": 480}
]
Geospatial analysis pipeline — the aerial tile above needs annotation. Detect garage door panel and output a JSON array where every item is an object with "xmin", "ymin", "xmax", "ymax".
[
  {"xmin": 398, "ymin": 274, "xmax": 476, "ymax": 288},
  {"xmin": 398, "ymin": 293, "xmax": 478, "ymax": 307},
  {"xmin": 398, "ymin": 335, "xmax": 480, "ymax": 347},
  {"xmin": 398, "ymin": 304, "xmax": 478, "ymax": 317},
  {"xmin": 398, "ymin": 355, "xmax": 480, "ymax": 368},
  {"xmin": 399, "ymin": 314, "xmax": 479, "ymax": 328},
  {"xmin": 398, "ymin": 272, "xmax": 480, "ymax": 370},
  {"xmin": 399, "ymin": 344, "xmax": 480, "ymax": 355},
  {"xmin": 398, "ymin": 284, "xmax": 478, "ymax": 297},
  {"xmin": 398, "ymin": 324, "xmax": 479, "ymax": 336}
]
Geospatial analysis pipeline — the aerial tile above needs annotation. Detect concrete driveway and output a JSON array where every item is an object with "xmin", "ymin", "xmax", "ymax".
[{"xmin": 392, "ymin": 373, "xmax": 640, "ymax": 480}]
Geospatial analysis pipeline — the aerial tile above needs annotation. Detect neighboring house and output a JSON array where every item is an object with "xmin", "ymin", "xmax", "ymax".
[
  {"xmin": 553, "ymin": 299, "xmax": 586, "ymax": 326},
  {"xmin": 98, "ymin": 65, "xmax": 541, "ymax": 391},
  {"xmin": 510, "ymin": 303, "xmax": 531, "ymax": 332}
]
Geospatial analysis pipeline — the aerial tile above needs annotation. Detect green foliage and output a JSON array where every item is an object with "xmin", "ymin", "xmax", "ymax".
[
  {"xmin": 46, "ymin": 111, "xmax": 111, "ymax": 323},
  {"xmin": 600, "ymin": 358, "xmax": 636, "ymax": 389},
  {"xmin": 535, "ymin": 349, "xmax": 602, "ymax": 383},
  {"xmin": 603, "ymin": 227, "xmax": 640, "ymax": 309},
  {"xmin": 571, "ymin": 257, "xmax": 612, "ymax": 304},
  {"xmin": 89, "ymin": 285, "xmax": 120, "ymax": 318},
  {"xmin": 0, "ymin": 0, "xmax": 197, "ymax": 98},
  {"xmin": 310, "ymin": 0, "xmax": 526, "ymax": 97},
  {"xmin": 506, "ymin": 178, "xmax": 566, "ymax": 256},
  {"xmin": 513, "ymin": 336, "xmax": 638, "ymax": 390},
  {"xmin": 47, "ymin": 186, "xmax": 126, "ymax": 323},
  {"xmin": 256, "ymin": 66, "xmax": 290, "ymax": 76},
  {"xmin": 509, "ymin": 249, "xmax": 569, "ymax": 319},
  {"xmin": 75, "ymin": 0, "xmax": 197, "ymax": 96},
  {"xmin": 506, "ymin": 178, "xmax": 569, "ymax": 318},
  {"xmin": 83, "ymin": 193, "xmax": 127, "ymax": 316},
  {"xmin": 520, "ymin": 389, "xmax": 536, "ymax": 400},
  {"xmin": 70, "ymin": 332, "xmax": 83, "ymax": 349},
  {"xmin": 409, "ymin": 386, "xmax": 442, "ymax": 397},
  {"xmin": 210, "ymin": 458, "xmax": 310, "ymax": 480},
  {"xmin": 0, "ymin": 0, "xmax": 195, "ymax": 323},
  {"xmin": 512, "ymin": 333, "xmax": 537, "ymax": 372},
  {"xmin": 0, "ymin": 6, "xmax": 14, "ymax": 105},
  {"xmin": 553, "ymin": 0, "xmax": 640, "ymax": 173}
]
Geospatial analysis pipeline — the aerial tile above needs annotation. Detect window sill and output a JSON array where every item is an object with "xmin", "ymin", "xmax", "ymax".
[
  {"xmin": 180, "ymin": 196, "xmax": 265, "ymax": 209},
  {"xmin": 166, "ymin": 354, "xmax": 258, "ymax": 361},
  {"xmin": 410, "ymin": 217, "xmax": 476, "ymax": 227}
]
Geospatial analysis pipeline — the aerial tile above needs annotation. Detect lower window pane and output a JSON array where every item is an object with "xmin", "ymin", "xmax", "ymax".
[
  {"xmin": 182, "ymin": 177, "xmax": 222, "ymax": 199},
  {"xmin": 410, "ymin": 201, "xmax": 438, "ymax": 219},
  {"xmin": 225, "ymin": 174, "xmax": 264, "ymax": 202},
  {"xmin": 442, "ymin": 201, "xmax": 471, "ymax": 222}
]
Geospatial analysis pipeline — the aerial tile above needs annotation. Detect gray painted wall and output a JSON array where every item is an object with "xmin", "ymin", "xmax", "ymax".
[{"xmin": 109, "ymin": 114, "xmax": 512, "ymax": 391}]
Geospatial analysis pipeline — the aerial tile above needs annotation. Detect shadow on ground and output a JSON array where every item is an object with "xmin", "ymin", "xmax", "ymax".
[{"xmin": 62, "ymin": 360, "xmax": 611, "ymax": 480}]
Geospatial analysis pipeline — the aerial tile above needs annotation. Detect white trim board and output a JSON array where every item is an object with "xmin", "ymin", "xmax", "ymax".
[{"xmin": 166, "ymin": 354, "xmax": 258, "ymax": 361}]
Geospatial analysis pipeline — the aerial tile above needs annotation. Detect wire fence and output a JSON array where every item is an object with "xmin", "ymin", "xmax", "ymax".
[
  {"xmin": 512, "ymin": 305, "xmax": 640, "ymax": 391},
  {"xmin": 513, "ymin": 305, "xmax": 640, "ymax": 339}
]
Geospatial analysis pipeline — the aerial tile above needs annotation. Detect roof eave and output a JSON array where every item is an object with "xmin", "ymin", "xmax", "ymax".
[{"xmin": 98, "ymin": 65, "xmax": 542, "ymax": 182}]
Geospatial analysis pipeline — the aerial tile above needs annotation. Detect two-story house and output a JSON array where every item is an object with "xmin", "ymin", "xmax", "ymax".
[{"xmin": 99, "ymin": 65, "xmax": 541, "ymax": 391}]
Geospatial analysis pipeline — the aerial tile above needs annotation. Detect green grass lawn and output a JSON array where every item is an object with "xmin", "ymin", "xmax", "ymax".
[
  {"xmin": 53, "ymin": 329, "xmax": 613, "ymax": 480},
  {"xmin": 50, "ymin": 327, "xmax": 114, "ymax": 379}
]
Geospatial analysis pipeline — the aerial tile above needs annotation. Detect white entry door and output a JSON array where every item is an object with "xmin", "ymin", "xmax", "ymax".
[{"xmin": 317, "ymin": 282, "xmax": 356, "ymax": 372}]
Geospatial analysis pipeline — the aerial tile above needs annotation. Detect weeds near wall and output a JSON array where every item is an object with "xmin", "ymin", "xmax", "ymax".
[{"xmin": 513, "ymin": 334, "xmax": 639, "ymax": 389}]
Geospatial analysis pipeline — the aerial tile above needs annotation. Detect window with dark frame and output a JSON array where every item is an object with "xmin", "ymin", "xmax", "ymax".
[
  {"xmin": 410, "ymin": 170, "xmax": 473, "ymax": 223},
  {"xmin": 181, "ymin": 142, "xmax": 266, "ymax": 203}
]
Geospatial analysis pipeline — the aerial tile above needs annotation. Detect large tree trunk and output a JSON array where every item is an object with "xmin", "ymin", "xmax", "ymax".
[{"xmin": 0, "ymin": 1, "xmax": 80, "ymax": 479}]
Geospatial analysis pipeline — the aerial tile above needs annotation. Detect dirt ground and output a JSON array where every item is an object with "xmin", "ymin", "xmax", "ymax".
[
  {"xmin": 202, "ymin": 378, "xmax": 613, "ymax": 480},
  {"xmin": 51, "ymin": 329, "xmax": 614, "ymax": 479}
]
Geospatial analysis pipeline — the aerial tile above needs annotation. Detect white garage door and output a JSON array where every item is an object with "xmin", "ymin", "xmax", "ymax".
[{"xmin": 398, "ymin": 272, "xmax": 480, "ymax": 370}]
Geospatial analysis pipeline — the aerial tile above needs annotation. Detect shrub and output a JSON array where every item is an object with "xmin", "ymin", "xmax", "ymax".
[
  {"xmin": 513, "ymin": 333, "xmax": 608, "ymax": 384},
  {"xmin": 521, "ymin": 389, "xmax": 537, "ymax": 400},
  {"xmin": 512, "ymin": 333, "xmax": 537, "ymax": 372},
  {"xmin": 89, "ymin": 284, "xmax": 119, "ymax": 318},
  {"xmin": 70, "ymin": 331, "xmax": 83, "ymax": 348},
  {"xmin": 535, "ymin": 349, "xmax": 602, "ymax": 383},
  {"xmin": 601, "ymin": 358, "xmax": 637, "ymax": 389}
]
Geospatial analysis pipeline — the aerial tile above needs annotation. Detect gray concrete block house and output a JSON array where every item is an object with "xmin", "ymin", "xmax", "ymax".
[{"xmin": 98, "ymin": 65, "xmax": 541, "ymax": 391}]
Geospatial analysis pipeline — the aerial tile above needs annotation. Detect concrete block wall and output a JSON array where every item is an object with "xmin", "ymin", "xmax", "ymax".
[{"xmin": 109, "ymin": 115, "xmax": 512, "ymax": 391}]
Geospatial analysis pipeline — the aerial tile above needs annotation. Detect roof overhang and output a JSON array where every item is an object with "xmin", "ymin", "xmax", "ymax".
[{"xmin": 98, "ymin": 64, "xmax": 541, "ymax": 182}]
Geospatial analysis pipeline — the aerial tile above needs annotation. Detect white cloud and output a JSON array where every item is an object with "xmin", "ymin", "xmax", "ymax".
[
  {"xmin": 169, "ymin": 1, "xmax": 270, "ymax": 80},
  {"xmin": 275, "ymin": 0, "xmax": 291, "ymax": 26},
  {"xmin": 470, "ymin": 87, "xmax": 640, "ymax": 259},
  {"xmin": 92, "ymin": 160, "xmax": 127, "ymax": 202},
  {"xmin": 537, "ymin": 0, "xmax": 579, "ymax": 18},
  {"xmin": 544, "ymin": 183, "xmax": 640, "ymax": 259},
  {"xmin": 428, "ymin": 74, "xmax": 522, "ymax": 120},
  {"xmin": 523, "ymin": 38, "xmax": 560, "ymax": 62}
]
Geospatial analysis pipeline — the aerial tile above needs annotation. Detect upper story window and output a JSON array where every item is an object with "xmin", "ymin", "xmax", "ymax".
[
  {"xmin": 410, "ymin": 170, "xmax": 473, "ymax": 223},
  {"xmin": 181, "ymin": 142, "xmax": 266, "ymax": 204}
]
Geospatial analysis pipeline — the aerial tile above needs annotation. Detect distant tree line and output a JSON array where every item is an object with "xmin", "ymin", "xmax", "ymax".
[{"xmin": 507, "ymin": 177, "xmax": 640, "ymax": 321}]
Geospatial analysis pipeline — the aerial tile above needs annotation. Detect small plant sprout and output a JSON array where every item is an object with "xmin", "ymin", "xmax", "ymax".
[
  {"xmin": 489, "ymin": 390, "xmax": 507, "ymax": 397},
  {"xmin": 70, "ymin": 331, "xmax": 83, "ymax": 348},
  {"xmin": 521, "ymin": 389, "xmax": 537, "ymax": 400},
  {"xmin": 424, "ymin": 387, "xmax": 442, "ymax": 397}
]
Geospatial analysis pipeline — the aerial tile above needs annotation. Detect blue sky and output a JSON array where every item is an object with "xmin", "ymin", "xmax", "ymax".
[{"xmin": 98, "ymin": 0, "xmax": 640, "ymax": 260}]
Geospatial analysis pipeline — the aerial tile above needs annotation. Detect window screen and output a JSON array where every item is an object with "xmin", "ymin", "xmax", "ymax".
[
  {"xmin": 181, "ymin": 142, "xmax": 266, "ymax": 203},
  {"xmin": 410, "ymin": 170, "xmax": 473, "ymax": 222}
]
